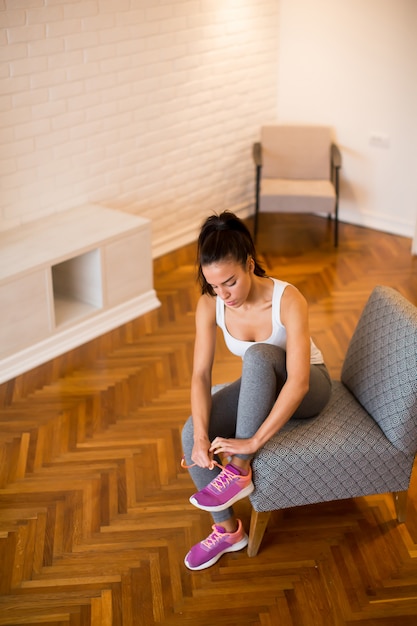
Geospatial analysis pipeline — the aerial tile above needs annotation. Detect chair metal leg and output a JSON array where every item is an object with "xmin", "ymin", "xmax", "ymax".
[
  {"xmin": 393, "ymin": 490, "xmax": 408, "ymax": 523},
  {"xmin": 254, "ymin": 165, "xmax": 261, "ymax": 243},
  {"xmin": 331, "ymin": 143, "xmax": 341, "ymax": 247},
  {"xmin": 247, "ymin": 509, "xmax": 271, "ymax": 557},
  {"xmin": 334, "ymin": 209, "xmax": 339, "ymax": 247},
  {"xmin": 254, "ymin": 209, "xmax": 259, "ymax": 243}
]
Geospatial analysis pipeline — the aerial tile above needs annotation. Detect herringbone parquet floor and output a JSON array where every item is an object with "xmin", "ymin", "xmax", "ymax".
[{"xmin": 1, "ymin": 214, "xmax": 417, "ymax": 626}]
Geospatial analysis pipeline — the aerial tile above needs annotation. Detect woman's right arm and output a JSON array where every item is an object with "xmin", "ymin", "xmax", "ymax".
[{"xmin": 190, "ymin": 294, "xmax": 217, "ymax": 468}]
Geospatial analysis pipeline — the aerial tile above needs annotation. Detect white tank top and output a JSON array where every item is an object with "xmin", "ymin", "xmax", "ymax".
[{"xmin": 216, "ymin": 277, "xmax": 324, "ymax": 364}]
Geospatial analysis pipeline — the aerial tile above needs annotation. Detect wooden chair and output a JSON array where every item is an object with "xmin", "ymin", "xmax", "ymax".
[
  {"xmin": 253, "ymin": 124, "xmax": 342, "ymax": 246},
  {"xmin": 247, "ymin": 286, "xmax": 417, "ymax": 556}
]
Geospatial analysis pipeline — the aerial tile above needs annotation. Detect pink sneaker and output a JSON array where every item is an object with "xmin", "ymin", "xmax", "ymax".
[
  {"xmin": 189, "ymin": 463, "xmax": 254, "ymax": 512},
  {"xmin": 184, "ymin": 519, "xmax": 248, "ymax": 570}
]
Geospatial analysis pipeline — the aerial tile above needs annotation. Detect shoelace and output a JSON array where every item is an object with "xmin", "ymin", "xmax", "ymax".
[
  {"xmin": 208, "ymin": 465, "xmax": 239, "ymax": 493},
  {"xmin": 181, "ymin": 457, "xmax": 239, "ymax": 492},
  {"xmin": 180, "ymin": 456, "xmax": 223, "ymax": 471},
  {"xmin": 202, "ymin": 526, "xmax": 226, "ymax": 548}
]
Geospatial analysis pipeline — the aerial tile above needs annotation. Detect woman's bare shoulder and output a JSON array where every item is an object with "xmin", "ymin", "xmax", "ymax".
[
  {"xmin": 196, "ymin": 293, "xmax": 216, "ymax": 321},
  {"xmin": 281, "ymin": 283, "xmax": 308, "ymax": 318}
]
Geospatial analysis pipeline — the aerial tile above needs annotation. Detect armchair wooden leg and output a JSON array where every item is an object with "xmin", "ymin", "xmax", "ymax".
[
  {"xmin": 393, "ymin": 490, "xmax": 408, "ymax": 523},
  {"xmin": 247, "ymin": 509, "xmax": 271, "ymax": 557}
]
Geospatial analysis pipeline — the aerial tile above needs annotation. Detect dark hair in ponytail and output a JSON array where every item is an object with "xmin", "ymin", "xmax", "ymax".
[{"xmin": 197, "ymin": 211, "xmax": 266, "ymax": 296}]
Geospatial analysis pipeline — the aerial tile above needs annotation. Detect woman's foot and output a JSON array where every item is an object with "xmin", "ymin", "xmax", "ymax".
[
  {"xmin": 189, "ymin": 463, "xmax": 254, "ymax": 512},
  {"xmin": 184, "ymin": 519, "xmax": 248, "ymax": 570}
]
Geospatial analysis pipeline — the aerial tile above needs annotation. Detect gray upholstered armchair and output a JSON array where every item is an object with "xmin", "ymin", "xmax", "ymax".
[
  {"xmin": 247, "ymin": 286, "xmax": 417, "ymax": 556},
  {"xmin": 253, "ymin": 124, "xmax": 342, "ymax": 246}
]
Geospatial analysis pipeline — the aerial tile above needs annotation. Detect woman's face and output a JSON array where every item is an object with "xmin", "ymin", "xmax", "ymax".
[{"xmin": 202, "ymin": 257, "xmax": 252, "ymax": 308}]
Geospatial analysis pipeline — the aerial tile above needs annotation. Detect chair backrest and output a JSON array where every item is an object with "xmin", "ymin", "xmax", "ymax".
[
  {"xmin": 261, "ymin": 125, "xmax": 332, "ymax": 180},
  {"xmin": 341, "ymin": 286, "xmax": 417, "ymax": 456}
]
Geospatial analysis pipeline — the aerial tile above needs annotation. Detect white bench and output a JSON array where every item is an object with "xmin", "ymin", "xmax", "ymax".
[{"xmin": 0, "ymin": 205, "xmax": 160, "ymax": 383}]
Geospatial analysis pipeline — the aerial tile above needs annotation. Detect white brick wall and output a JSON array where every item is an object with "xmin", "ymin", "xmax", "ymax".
[{"xmin": 1, "ymin": 0, "xmax": 278, "ymax": 257}]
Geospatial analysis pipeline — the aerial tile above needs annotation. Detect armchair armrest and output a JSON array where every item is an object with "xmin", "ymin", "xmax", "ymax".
[
  {"xmin": 253, "ymin": 142, "xmax": 262, "ymax": 167},
  {"xmin": 331, "ymin": 143, "xmax": 342, "ymax": 169}
]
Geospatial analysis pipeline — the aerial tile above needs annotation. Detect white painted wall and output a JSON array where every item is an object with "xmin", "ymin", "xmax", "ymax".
[
  {"xmin": 276, "ymin": 0, "xmax": 417, "ymax": 239},
  {"xmin": 2, "ymin": 0, "xmax": 416, "ymax": 256},
  {"xmin": 1, "ymin": 0, "xmax": 279, "ymax": 258}
]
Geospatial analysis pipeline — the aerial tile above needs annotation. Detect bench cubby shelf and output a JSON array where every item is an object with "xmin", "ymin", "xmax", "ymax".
[{"xmin": 0, "ymin": 205, "xmax": 160, "ymax": 384}]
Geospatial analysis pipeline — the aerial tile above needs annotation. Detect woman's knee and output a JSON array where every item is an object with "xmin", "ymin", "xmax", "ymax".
[{"xmin": 243, "ymin": 343, "xmax": 286, "ymax": 371}]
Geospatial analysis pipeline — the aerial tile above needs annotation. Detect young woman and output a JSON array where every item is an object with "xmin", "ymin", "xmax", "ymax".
[{"xmin": 181, "ymin": 211, "xmax": 331, "ymax": 570}]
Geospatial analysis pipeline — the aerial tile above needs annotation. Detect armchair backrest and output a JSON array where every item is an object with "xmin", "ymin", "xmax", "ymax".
[
  {"xmin": 341, "ymin": 286, "xmax": 417, "ymax": 456},
  {"xmin": 261, "ymin": 125, "xmax": 332, "ymax": 180}
]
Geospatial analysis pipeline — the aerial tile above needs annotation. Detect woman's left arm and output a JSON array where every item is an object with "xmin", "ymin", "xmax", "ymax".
[{"xmin": 210, "ymin": 285, "xmax": 311, "ymax": 457}]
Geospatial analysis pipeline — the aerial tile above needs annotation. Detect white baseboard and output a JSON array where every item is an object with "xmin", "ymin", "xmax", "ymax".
[
  {"xmin": 412, "ymin": 220, "xmax": 417, "ymax": 256},
  {"xmin": 0, "ymin": 290, "xmax": 160, "ymax": 384},
  {"xmin": 339, "ymin": 206, "xmax": 415, "ymax": 240}
]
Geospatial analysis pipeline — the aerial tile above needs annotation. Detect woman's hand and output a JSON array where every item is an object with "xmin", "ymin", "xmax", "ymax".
[
  {"xmin": 210, "ymin": 436, "xmax": 258, "ymax": 458},
  {"xmin": 191, "ymin": 437, "xmax": 215, "ymax": 469}
]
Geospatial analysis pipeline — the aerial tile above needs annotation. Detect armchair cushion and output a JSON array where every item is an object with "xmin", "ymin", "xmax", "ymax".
[
  {"xmin": 341, "ymin": 286, "xmax": 417, "ymax": 456},
  {"xmin": 260, "ymin": 178, "xmax": 335, "ymax": 214}
]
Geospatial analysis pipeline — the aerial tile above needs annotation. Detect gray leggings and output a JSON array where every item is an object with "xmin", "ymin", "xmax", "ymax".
[{"xmin": 181, "ymin": 343, "xmax": 332, "ymax": 523}]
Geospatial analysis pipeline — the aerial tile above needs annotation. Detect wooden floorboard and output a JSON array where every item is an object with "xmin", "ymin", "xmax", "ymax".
[{"xmin": 0, "ymin": 214, "xmax": 417, "ymax": 625}]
